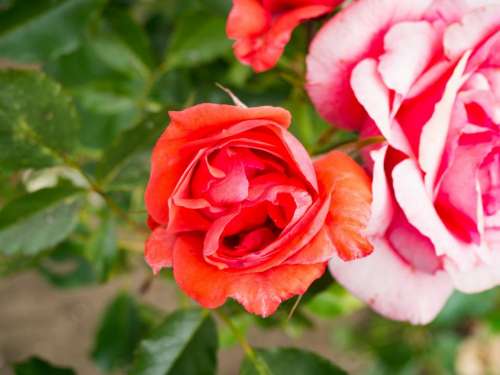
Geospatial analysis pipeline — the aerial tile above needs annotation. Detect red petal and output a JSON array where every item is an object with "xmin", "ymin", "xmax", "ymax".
[
  {"xmin": 173, "ymin": 235, "xmax": 326, "ymax": 317},
  {"xmin": 145, "ymin": 104, "xmax": 291, "ymax": 224},
  {"xmin": 228, "ymin": 1, "xmax": 337, "ymax": 72},
  {"xmin": 314, "ymin": 151, "xmax": 373, "ymax": 260},
  {"xmin": 226, "ymin": 0, "xmax": 269, "ymax": 39},
  {"xmin": 145, "ymin": 226, "xmax": 175, "ymax": 273},
  {"xmin": 285, "ymin": 226, "xmax": 335, "ymax": 265}
]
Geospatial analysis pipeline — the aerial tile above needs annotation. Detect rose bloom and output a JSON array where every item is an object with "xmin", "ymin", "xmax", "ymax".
[
  {"xmin": 307, "ymin": 0, "xmax": 500, "ymax": 324},
  {"xmin": 144, "ymin": 103, "xmax": 372, "ymax": 316},
  {"xmin": 226, "ymin": 0, "xmax": 342, "ymax": 72}
]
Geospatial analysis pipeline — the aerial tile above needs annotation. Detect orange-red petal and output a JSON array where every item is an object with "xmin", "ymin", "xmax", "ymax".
[
  {"xmin": 173, "ymin": 235, "xmax": 326, "ymax": 317},
  {"xmin": 145, "ymin": 226, "xmax": 175, "ymax": 274},
  {"xmin": 285, "ymin": 226, "xmax": 335, "ymax": 265},
  {"xmin": 314, "ymin": 150, "xmax": 373, "ymax": 260},
  {"xmin": 145, "ymin": 104, "xmax": 291, "ymax": 224}
]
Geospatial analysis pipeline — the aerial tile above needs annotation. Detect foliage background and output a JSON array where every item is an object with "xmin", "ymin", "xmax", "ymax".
[{"xmin": 0, "ymin": 0, "xmax": 499, "ymax": 374}]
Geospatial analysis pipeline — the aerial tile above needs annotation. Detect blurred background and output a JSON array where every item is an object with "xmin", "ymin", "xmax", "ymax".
[{"xmin": 0, "ymin": 0, "xmax": 500, "ymax": 374}]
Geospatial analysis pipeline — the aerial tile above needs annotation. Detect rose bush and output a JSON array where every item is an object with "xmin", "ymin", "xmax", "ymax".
[
  {"xmin": 144, "ymin": 103, "xmax": 372, "ymax": 316},
  {"xmin": 307, "ymin": 0, "xmax": 500, "ymax": 323},
  {"xmin": 226, "ymin": 0, "xmax": 342, "ymax": 72}
]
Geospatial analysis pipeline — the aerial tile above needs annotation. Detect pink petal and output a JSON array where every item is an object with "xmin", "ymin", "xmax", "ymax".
[
  {"xmin": 444, "ymin": 248, "xmax": 500, "ymax": 293},
  {"xmin": 444, "ymin": 5, "xmax": 500, "ymax": 60},
  {"xmin": 392, "ymin": 158, "xmax": 476, "ymax": 268},
  {"xmin": 351, "ymin": 58, "xmax": 412, "ymax": 155},
  {"xmin": 306, "ymin": 0, "xmax": 433, "ymax": 129},
  {"xmin": 366, "ymin": 146, "xmax": 395, "ymax": 236},
  {"xmin": 378, "ymin": 21, "xmax": 440, "ymax": 95},
  {"xmin": 418, "ymin": 51, "xmax": 472, "ymax": 195},
  {"xmin": 329, "ymin": 237, "xmax": 453, "ymax": 324}
]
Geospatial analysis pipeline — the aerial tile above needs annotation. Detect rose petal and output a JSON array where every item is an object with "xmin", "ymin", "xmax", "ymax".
[
  {"xmin": 145, "ymin": 104, "xmax": 291, "ymax": 224},
  {"xmin": 145, "ymin": 226, "xmax": 176, "ymax": 274},
  {"xmin": 351, "ymin": 58, "xmax": 412, "ymax": 155},
  {"xmin": 392, "ymin": 158, "xmax": 476, "ymax": 268},
  {"xmin": 418, "ymin": 51, "xmax": 472, "ymax": 195},
  {"xmin": 306, "ymin": 0, "xmax": 433, "ymax": 129},
  {"xmin": 444, "ymin": 5, "xmax": 500, "ymax": 60},
  {"xmin": 285, "ymin": 226, "xmax": 336, "ymax": 265},
  {"xmin": 314, "ymin": 150, "xmax": 373, "ymax": 260},
  {"xmin": 378, "ymin": 21, "xmax": 440, "ymax": 95},
  {"xmin": 173, "ymin": 235, "xmax": 325, "ymax": 317},
  {"xmin": 229, "ymin": 2, "xmax": 336, "ymax": 72},
  {"xmin": 226, "ymin": 0, "xmax": 269, "ymax": 38},
  {"xmin": 366, "ymin": 146, "xmax": 395, "ymax": 236},
  {"xmin": 329, "ymin": 237, "xmax": 453, "ymax": 325}
]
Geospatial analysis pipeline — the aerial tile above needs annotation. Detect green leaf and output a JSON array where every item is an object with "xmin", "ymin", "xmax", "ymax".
[
  {"xmin": 38, "ymin": 240, "xmax": 98, "ymax": 288},
  {"xmin": 14, "ymin": 356, "xmax": 75, "ymax": 375},
  {"xmin": 166, "ymin": 11, "xmax": 231, "ymax": 68},
  {"xmin": 131, "ymin": 309, "xmax": 218, "ymax": 375},
  {"xmin": 90, "ymin": 26, "xmax": 150, "ymax": 79},
  {"xmin": 240, "ymin": 348, "xmax": 347, "ymax": 375},
  {"xmin": 0, "ymin": 0, "xmax": 106, "ymax": 63},
  {"xmin": 305, "ymin": 284, "xmax": 363, "ymax": 319},
  {"xmin": 218, "ymin": 314, "xmax": 253, "ymax": 349},
  {"xmin": 86, "ymin": 213, "xmax": 119, "ymax": 282},
  {"xmin": 0, "ymin": 69, "xmax": 79, "ymax": 171},
  {"xmin": 104, "ymin": 8, "xmax": 155, "ymax": 69},
  {"xmin": 95, "ymin": 112, "xmax": 167, "ymax": 185},
  {"xmin": 92, "ymin": 293, "xmax": 153, "ymax": 372},
  {"xmin": 75, "ymin": 86, "xmax": 140, "ymax": 149},
  {"xmin": 432, "ymin": 290, "xmax": 498, "ymax": 328},
  {"xmin": 0, "ymin": 186, "xmax": 83, "ymax": 256}
]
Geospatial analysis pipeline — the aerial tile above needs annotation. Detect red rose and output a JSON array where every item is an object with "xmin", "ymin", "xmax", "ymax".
[
  {"xmin": 144, "ymin": 103, "xmax": 372, "ymax": 316},
  {"xmin": 226, "ymin": 0, "xmax": 342, "ymax": 72}
]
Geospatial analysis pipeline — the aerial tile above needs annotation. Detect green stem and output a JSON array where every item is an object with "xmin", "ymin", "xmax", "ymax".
[
  {"xmin": 215, "ymin": 310, "xmax": 270, "ymax": 375},
  {"xmin": 287, "ymin": 294, "xmax": 303, "ymax": 322},
  {"xmin": 60, "ymin": 152, "xmax": 148, "ymax": 236}
]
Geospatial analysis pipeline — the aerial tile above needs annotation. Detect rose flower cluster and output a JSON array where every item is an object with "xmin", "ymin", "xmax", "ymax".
[{"xmin": 144, "ymin": 0, "xmax": 499, "ymax": 323}]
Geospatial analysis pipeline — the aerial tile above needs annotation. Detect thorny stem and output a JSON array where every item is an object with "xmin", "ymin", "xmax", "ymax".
[{"xmin": 215, "ymin": 310, "xmax": 271, "ymax": 375}]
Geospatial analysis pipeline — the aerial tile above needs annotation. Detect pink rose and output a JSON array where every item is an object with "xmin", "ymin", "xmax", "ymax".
[
  {"xmin": 226, "ymin": 0, "xmax": 342, "ymax": 72},
  {"xmin": 307, "ymin": 0, "xmax": 500, "ymax": 323}
]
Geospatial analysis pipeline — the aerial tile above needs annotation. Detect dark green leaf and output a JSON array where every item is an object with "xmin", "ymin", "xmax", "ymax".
[
  {"xmin": 240, "ymin": 348, "xmax": 347, "ymax": 375},
  {"xmin": 38, "ymin": 240, "xmax": 97, "ymax": 288},
  {"xmin": 166, "ymin": 11, "xmax": 231, "ymax": 68},
  {"xmin": 131, "ymin": 309, "xmax": 218, "ymax": 375},
  {"xmin": 0, "ymin": 69, "xmax": 79, "ymax": 171},
  {"xmin": 92, "ymin": 293, "xmax": 153, "ymax": 372},
  {"xmin": 0, "ymin": 0, "xmax": 106, "ymax": 63},
  {"xmin": 104, "ymin": 8, "xmax": 155, "ymax": 69},
  {"xmin": 433, "ymin": 290, "xmax": 498, "ymax": 328},
  {"xmin": 86, "ymin": 213, "xmax": 119, "ymax": 282},
  {"xmin": 218, "ymin": 314, "xmax": 253, "ymax": 349},
  {"xmin": 0, "ymin": 186, "xmax": 83, "ymax": 256},
  {"xmin": 95, "ymin": 112, "xmax": 167, "ymax": 184},
  {"xmin": 90, "ymin": 24, "xmax": 150, "ymax": 79},
  {"xmin": 14, "ymin": 356, "xmax": 75, "ymax": 375}
]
